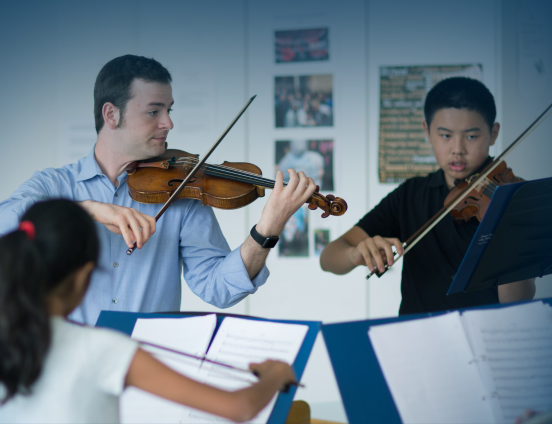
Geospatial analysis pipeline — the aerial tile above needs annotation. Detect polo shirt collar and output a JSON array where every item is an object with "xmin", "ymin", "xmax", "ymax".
[{"xmin": 76, "ymin": 145, "xmax": 104, "ymax": 182}]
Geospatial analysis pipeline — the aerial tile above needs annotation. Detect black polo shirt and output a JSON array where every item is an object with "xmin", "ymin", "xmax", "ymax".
[{"xmin": 357, "ymin": 169, "xmax": 499, "ymax": 315}]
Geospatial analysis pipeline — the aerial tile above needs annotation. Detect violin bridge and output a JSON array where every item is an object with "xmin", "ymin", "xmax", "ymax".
[{"xmin": 182, "ymin": 162, "xmax": 195, "ymax": 174}]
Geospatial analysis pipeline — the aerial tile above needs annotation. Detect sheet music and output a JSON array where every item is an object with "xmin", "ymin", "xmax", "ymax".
[
  {"xmin": 369, "ymin": 312, "xmax": 495, "ymax": 424},
  {"xmin": 180, "ymin": 317, "xmax": 309, "ymax": 424},
  {"xmin": 120, "ymin": 315, "xmax": 217, "ymax": 424},
  {"xmin": 461, "ymin": 302, "xmax": 552, "ymax": 424}
]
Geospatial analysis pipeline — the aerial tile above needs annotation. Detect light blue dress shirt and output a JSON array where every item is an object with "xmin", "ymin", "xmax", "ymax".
[{"xmin": 0, "ymin": 147, "xmax": 269, "ymax": 325}]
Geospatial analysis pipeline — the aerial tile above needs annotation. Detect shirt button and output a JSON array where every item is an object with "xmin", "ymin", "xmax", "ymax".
[
  {"xmin": 113, "ymin": 262, "xmax": 118, "ymax": 267},
  {"xmin": 114, "ymin": 192, "xmax": 118, "ymax": 197},
  {"xmin": 112, "ymin": 299, "xmax": 117, "ymax": 304}
]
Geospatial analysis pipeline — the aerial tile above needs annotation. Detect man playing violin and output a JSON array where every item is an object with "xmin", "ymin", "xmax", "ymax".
[
  {"xmin": 320, "ymin": 77, "xmax": 535, "ymax": 315},
  {"xmin": 0, "ymin": 55, "xmax": 317, "ymax": 325}
]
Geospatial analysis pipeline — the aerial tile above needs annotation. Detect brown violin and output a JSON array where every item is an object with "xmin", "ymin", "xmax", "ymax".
[
  {"xmin": 127, "ymin": 149, "xmax": 348, "ymax": 218},
  {"xmin": 125, "ymin": 95, "xmax": 346, "ymax": 256},
  {"xmin": 445, "ymin": 160, "xmax": 523, "ymax": 223}
]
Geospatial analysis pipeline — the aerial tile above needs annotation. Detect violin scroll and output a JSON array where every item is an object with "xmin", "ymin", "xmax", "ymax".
[{"xmin": 307, "ymin": 187, "xmax": 348, "ymax": 218}]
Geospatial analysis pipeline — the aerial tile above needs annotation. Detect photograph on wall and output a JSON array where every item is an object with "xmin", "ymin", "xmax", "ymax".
[
  {"xmin": 275, "ymin": 139, "xmax": 334, "ymax": 191},
  {"xmin": 275, "ymin": 74, "xmax": 333, "ymax": 128},
  {"xmin": 314, "ymin": 229, "xmax": 330, "ymax": 256},
  {"xmin": 275, "ymin": 28, "xmax": 329, "ymax": 63},
  {"xmin": 378, "ymin": 64, "xmax": 482, "ymax": 183},
  {"xmin": 279, "ymin": 206, "xmax": 309, "ymax": 258}
]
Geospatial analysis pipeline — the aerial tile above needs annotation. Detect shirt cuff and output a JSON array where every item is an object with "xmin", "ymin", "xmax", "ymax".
[{"xmin": 223, "ymin": 247, "xmax": 270, "ymax": 293}]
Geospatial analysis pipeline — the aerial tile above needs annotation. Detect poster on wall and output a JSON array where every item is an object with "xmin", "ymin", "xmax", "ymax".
[
  {"xmin": 274, "ymin": 139, "xmax": 334, "ymax": 191},
  {"xmin": 279, "ymin": 206, "xmax": 309, "ymax": 258},
  {"xmin": 275, "ymin": 28, "xmax": 329, "ymax": 63},
  {"xmin": 275, "ymin": 74, "xmax": 333, "ymax": 128},
  {"xmin": 378, "ymin": 64, "xmax": 482, "ymax": 183}
]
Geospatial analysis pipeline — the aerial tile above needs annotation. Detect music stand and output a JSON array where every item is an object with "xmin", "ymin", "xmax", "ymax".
[{"xmin": 448, "ymin": 177, "xmax": 552, "ymax": 294}]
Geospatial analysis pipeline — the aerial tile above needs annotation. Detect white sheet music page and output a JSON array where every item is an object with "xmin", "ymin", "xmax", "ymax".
[
  {"xmin": 180, "ymin": 317, "xmax": 309, "ymax": 424},
  {"xmin": 120, "ymin": 314, "xmax": 217, "ymax": 424},
  {"xmin": 369, "ymin": 311, "xmax": 495, "ymax": 424},
  {"xmin": 461, "ymin": 301, "xmax": 552, "ymax": 424}
]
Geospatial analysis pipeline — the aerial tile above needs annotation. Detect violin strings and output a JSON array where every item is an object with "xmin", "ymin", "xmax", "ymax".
[
  {"xmin": 205, "ymin": 164, "xmax": 327, "ymax": 203},
  {"xmin": 173, "ymin": 158, "xmax": 303, "ymax": 190},
  {"xmin": 171, "ymin": 157, "xmax": 326, "ymax": 202},
  {"xmin": 173, "ymin": 158, "xmax": 275, "ymax": 182}
]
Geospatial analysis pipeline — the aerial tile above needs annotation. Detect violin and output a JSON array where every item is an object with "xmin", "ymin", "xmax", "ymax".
[
  {"xmin": 126, "ymin": 148, "xmax": 348, "ymax": 218},
  {"xmin": 366, "ymin": 102, "xmax": 552, "ymax": 279},
  {"xmin": 125, "ymin": 95, "xmax": 346, "ymax": 256},
  {"xmin": 445, "ymin": 161, "xmax": 523, "ymax": 223}
]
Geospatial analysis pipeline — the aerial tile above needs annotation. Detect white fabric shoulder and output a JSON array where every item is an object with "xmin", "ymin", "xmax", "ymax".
[
  {"xmin": 52, "ymin": 318, "xmax": 138, "ymax": 396},
  {"xmin": 0, "ymin": 317, "xmax": 138, "ymax": 423}
]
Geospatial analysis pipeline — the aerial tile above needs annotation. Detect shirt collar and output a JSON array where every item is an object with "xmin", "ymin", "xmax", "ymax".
[{"xmin": 76, "ymin": 145, "xmax": 105, "ymax": 182}]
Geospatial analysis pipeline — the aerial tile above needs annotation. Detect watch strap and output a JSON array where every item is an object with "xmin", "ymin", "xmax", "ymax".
[{"xmin": 250, "ymin": 225, "xmax": 279, "ymax": 248}]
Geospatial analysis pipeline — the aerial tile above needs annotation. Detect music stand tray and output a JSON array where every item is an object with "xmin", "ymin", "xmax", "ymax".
[{"xmin": 448, "ymin": 177, "xmax": 552, "ymax": 294}]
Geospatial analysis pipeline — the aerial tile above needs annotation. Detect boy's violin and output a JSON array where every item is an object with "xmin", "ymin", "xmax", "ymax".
[
  {"xmin": 367, "ymin": 102, "xmax": 552, "ymax": 279},
  {"xmin": 445, "ymin": 160, "xmax": 522, "ymax": 224}
]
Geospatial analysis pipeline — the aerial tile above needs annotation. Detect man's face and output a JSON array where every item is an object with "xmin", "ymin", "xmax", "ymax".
[
  {"xmin": 117, "ymin": 79, "xmax": 174, "ymax": 161},
  {"xmin": 423, "ymin": 108, "xmax": 499, "ymax": 189}
]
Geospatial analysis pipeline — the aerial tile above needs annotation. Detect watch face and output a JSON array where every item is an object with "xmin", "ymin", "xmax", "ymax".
[{"xmin": 262, "ymin": 236, "xmax": 279, "ymax": 248}]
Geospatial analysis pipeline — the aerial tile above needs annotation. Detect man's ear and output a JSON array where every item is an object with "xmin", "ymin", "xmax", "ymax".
[
  {"xmin": 102, "ymin": 102, "xmax": 120, "ymax": 130},
  {"xmin": 490, "ymin": 122, "xmax": 500, "ymax": 146}
]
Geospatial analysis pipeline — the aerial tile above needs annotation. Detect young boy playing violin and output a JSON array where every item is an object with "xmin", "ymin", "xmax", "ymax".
[{"xmin": 320, "ymin": 77, "xmax": 535, "ymax": 315}]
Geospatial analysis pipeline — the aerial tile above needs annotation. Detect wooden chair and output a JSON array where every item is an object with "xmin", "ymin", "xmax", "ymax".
[{"xmin": 286, "ymin": 401, "xmax": 345, "ymax": 424}]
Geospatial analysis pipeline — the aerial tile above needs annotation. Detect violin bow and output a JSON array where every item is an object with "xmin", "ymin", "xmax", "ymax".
[
  {"xmin": 367, "ymin": 101, "xmax": 552, "ymax": 279},
  {"xmin": 135, "ymin": 339, "xmax": 304, "ymax": 390},
  {"xmin": 127, "ymin": 95, "xmax": 257, "ymax": 255}
]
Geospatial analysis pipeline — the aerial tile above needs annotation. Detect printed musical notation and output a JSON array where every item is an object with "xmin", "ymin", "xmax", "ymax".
[
  {"xmin": 120, "ymin": 315, "xmax": 309, "ymax": 424},
  {"xmin": 182, "ymin": 318, "xmax": 309, "ymax": 424},
  {"xmin": 369, "ymin": 312, "xmax": 495, "ymax": 424},
  {"xmin": 462, "ymin": 302, "xmax": 552, "ymax": 424},
  {"xmin": 369, "ymin": 302, "xmax": 552, "ymax": 424}
]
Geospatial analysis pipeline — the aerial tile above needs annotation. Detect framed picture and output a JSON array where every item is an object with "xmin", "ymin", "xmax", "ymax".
[
  {"xmin": 275, "ymin": 139, "xmax": 334, "ymax": 191},
  {"xmin": 275, "ymin": 28, "xmax": 329, "ymax": 63},
  {"xmin": 275, "ymin": 75, "xmax": 333, "ymax": 128}
]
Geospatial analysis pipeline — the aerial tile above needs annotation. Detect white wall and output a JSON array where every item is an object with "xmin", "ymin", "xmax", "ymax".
[
  {"xmin": 1, "ymin": 0, "xmax": 551, "ymax": 420},
  {"xmin": 501, "ymin": 0, "xmax": 552, "ymax": 300}
]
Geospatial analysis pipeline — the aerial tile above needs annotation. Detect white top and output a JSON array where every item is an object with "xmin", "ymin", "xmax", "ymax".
[{"xmin": 0, "ymin": 317, "xmax": 138, "ymax": 423}]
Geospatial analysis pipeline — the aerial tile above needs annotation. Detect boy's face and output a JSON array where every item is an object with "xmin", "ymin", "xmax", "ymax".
[{"xmin": 423, "ymin": 108, "xmax": 499, "ymax": 190}]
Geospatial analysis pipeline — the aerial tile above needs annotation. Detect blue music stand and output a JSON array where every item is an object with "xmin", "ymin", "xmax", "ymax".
[
  {"xmin": 322, "ymin": 298, "xmax": 552, "ymax": 424},
  {"xmin": 448, "ymin": 177, "xmax": 552, "ymax": 295},
  {"xmin": 96, "ymin": 310, "xmax": 320, "ymax": 424}
]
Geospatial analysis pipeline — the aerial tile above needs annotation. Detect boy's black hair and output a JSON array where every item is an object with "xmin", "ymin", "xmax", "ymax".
[
  {"xmin": 94, "ymin": 54, "xmax": 172, "ymax": 134},
  {"xmin": 424, "ymin": 77, "xmax": 496, "ymax": 131}
]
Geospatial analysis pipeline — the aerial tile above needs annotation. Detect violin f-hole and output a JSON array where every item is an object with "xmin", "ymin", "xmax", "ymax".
[
  {"xmin": 465, "ymin": 195, "xmax": 482, "ymax": 203},
  {"xmin": 168, "ymin": 177, "xmax": 197, "ymax": 186}
]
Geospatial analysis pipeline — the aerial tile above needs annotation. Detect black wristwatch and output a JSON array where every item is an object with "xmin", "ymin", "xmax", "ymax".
[{"xmin": 250, "ymin": 225, "xmax": 279, "ymax": 248}]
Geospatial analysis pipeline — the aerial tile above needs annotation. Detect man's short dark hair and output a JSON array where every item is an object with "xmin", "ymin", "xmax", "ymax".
[
  {"xmin": 94, "ymin": 55, "xmax": 172, "ymax": 133},
  {"xmin": 424, "ymin": 77, "xmax": 496, "ymax": 131}
]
